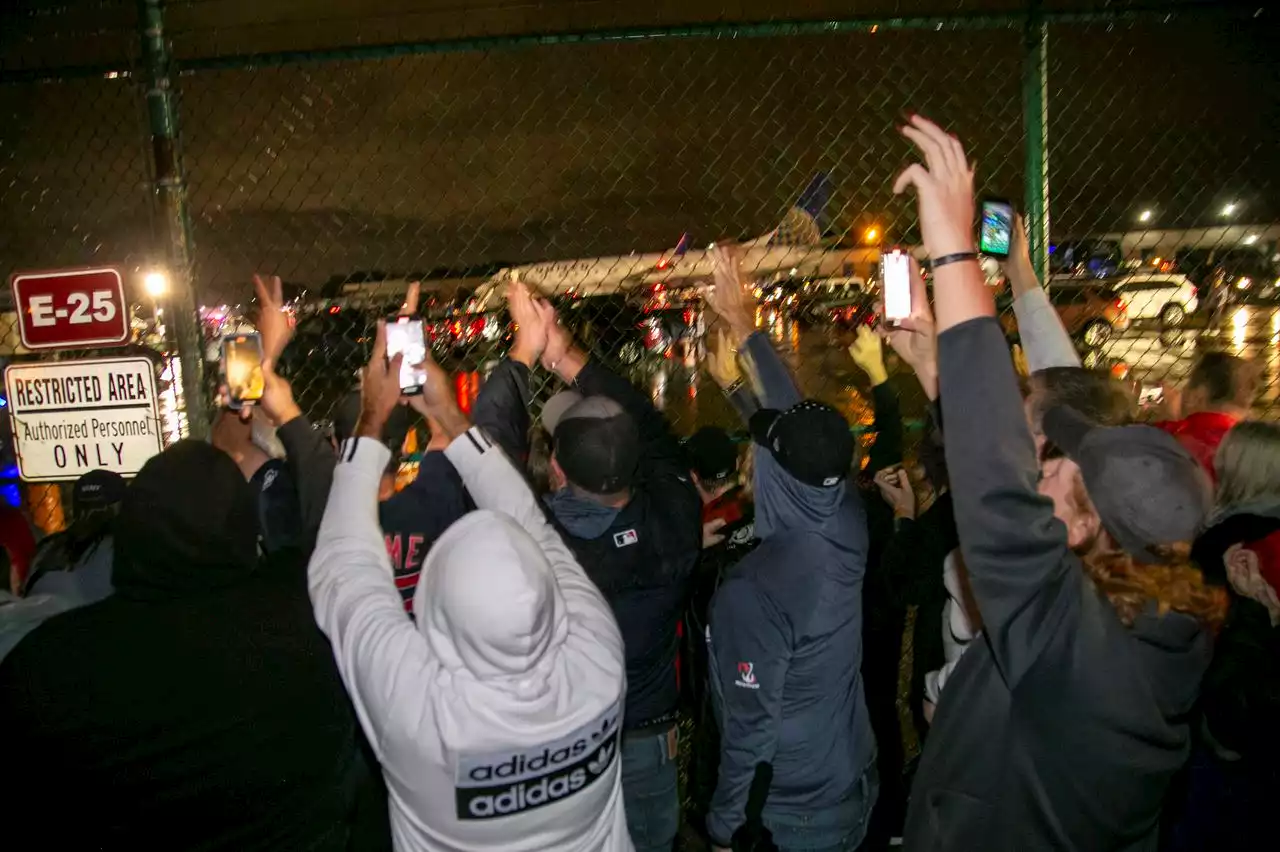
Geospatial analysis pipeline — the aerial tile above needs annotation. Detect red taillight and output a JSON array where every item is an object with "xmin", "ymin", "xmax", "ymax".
[
  {"xmin": 682, "ymin": 307, "xmax": 693, "ymax": 325},
  {"xmin": 470, "ymin": 318, "xmax": 484, "ymax": 336},
  {"xmin": 327, "ymin": 305, "xmax": 340, "ymax": 315}
]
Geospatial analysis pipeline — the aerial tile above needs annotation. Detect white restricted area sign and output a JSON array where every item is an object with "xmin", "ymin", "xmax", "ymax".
[{"xmin": 4, "ymin": 357, "xmax": 163, "ymax": 482}]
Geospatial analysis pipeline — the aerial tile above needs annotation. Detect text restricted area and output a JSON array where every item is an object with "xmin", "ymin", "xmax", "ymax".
[{"xmin": 5, "ymin": 357, "xmax": 163, "ymax": 482}]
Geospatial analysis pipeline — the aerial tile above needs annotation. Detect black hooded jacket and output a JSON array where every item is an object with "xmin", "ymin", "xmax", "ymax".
[{"xmin": 0, "ymin": 441, "xmax": 384, "ymax": 850}]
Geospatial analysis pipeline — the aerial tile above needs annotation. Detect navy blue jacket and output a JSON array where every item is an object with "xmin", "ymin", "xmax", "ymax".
[
  {"xmin": 477, "ymin": 357, "xmax": 701, "ymax": 731},
  {"xmin": 706, "ymin": 332, "xmax": 875, "ymax": 846}
]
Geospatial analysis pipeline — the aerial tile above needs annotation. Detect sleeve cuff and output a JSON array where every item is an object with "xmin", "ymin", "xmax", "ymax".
[
  {"xmin": 443, "ymin": 426, "xmax": 498, "ymax": 471},
  {"xmin": 336, "ymin": 436, "xmax": 392, "ymax": 471}
]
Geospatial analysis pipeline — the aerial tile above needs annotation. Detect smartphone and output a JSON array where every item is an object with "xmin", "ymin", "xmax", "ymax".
[
  {"xmin": 222, "ymin": 333, "xmax": 265, "ymax": 408},
  {"xmin": 1139, "ymin": 384, "xmax": 1165, "ymax": 406},
  {"xmin": 386, "ymin": 316, "xmax": 428, "ymax": 395},
  {"xmin": 980, "ymin": 198, "xmax": 1015, "ymax": 259},
  {"xmin": 881, "ymin": 248, "xmax": 913, "ymax": 325}
]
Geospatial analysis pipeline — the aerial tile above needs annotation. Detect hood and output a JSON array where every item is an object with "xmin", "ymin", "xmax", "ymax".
[
  {"xmin": 113, "ymin": 440, "xmax": 260, "ymax": 600},
  {"xmin": 415, "ymin": 510, "xmax": 567, "ymax": 694},
  {"xmin": 753, "ymin": 449, "xmax": 854, "ymax": 546}
]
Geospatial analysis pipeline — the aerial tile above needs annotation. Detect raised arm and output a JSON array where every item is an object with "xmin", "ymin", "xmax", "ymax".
[
  {"xmin": 1004, "ymin": 214, "xmax": 1081, "ymax": 371},
  {"xmin": 896, "ymin": 116, "xmax": 1080, "ymax": 687},
  {"xmin": 309, "ymin": 436, "xmax": 433, "ymax": 758},
  {"xmin": 471, "ymin": 358, "xmax": 533, "ymax": 466},
  {"xmin": 849, "ymin": 326, "xmax": 903, "ymax": 474},
  {"xmin": 706, "ymin": 245, "xmax": 802, "ymax": 410}
]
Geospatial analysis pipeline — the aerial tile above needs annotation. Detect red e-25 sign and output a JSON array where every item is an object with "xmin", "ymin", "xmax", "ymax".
[{"xmin": 11, "ymin": 267, "xmax": 130, "ymax": 350}]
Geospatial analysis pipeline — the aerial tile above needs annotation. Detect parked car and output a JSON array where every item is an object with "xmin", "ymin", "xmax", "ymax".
[
  {"xmin": 1004, "ymin": 285, "xmax": 1129, "ymax": 348},
  {"xmin": 1054, "ymin": 273, "xmax": 1198, "ymax": 326}
]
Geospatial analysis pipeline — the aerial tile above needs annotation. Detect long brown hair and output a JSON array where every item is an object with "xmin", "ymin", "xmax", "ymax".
[{"xmin": 1071, "ymin": 476, "xmax": 1229, "ymax": 634}]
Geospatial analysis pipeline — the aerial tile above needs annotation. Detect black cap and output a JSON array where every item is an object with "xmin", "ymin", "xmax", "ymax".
[
  {"xmin": 543, "ymin": 391, "xmax": 640, "ymax": 495},
  {"xmin": 1043, "ymin": 405, "xmax": 1212, "ymax": 563},
  {"xmin": 332, "ymin": 390, "xmax": 411, "ymax": 455},
  {"xmin": 73, "ymin": 469, "xmax": 127, "ymax": 513},
  {"xmin": 749, "ymin": 400, "xmax": 854, "ymax": 488},
  {"xmin": 685, "ymin": 427, "xmax": 739, "ymax": 484}
]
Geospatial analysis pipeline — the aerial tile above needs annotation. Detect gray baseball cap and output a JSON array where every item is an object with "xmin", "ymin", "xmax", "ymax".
[
  {"xmin": 1043, "ymin": 405, "xmax": 1212, "ymax": 563},
  {"xmin": 540, "ymin": 391, "xmax": 639, "ymax": 494}
]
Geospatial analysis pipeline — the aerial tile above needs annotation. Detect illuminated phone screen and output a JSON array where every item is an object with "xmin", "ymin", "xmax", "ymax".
[
  {"xmin": 386, "ymin": 318, "xmax": 428, "ymax": 393},
  {"xmin": 882, "ymin": 251, "xmax": 913, "ymax": 323},
  {"xmin": 980, "ymin": 200, "xmax": 1014, "ymax": 258},
  {"xmin": 222, "ymin": 334, "xmax": 264, "ymax": 404}
]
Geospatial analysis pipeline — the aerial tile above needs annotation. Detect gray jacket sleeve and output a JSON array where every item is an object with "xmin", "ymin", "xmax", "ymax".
[
  {"xmin": 706, "ymin": 576, "xmax": 790, "ymax": 847},
  {"xmin": 742, "ymin": 331, "xmax": 802, "ymax": 410},
  {"xmin": 1011, "ymin": 285, "xmax": 1081, "ymax": 372},
  {"xmin": 938, "ymin": 317, "xmax": 1082, "ymax": 689}
]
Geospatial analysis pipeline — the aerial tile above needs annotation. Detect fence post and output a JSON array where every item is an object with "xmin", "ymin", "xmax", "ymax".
[
  {"xmin": 1022, "ymin": 0, "xmax": 1050, "ymax": 282},
  {"xmin": 138, "ymin": 0, "xmax": 208, "ymax": 440}
]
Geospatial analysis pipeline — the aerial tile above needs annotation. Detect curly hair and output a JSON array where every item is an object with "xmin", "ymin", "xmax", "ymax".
[{"xmin": 1070, "ymin": 476, "xmax": 1229, "ymax": 634}]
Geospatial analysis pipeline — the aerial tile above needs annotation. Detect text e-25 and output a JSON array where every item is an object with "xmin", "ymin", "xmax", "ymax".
[{"xmin": 28, "ymin": 290, "xmax": 119, "ymax": 326}]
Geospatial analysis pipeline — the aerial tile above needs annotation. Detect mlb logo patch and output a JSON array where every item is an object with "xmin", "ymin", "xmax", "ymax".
[{"xmin": 613, "ymin": 529, "xmax": 639, "ymax": 548}]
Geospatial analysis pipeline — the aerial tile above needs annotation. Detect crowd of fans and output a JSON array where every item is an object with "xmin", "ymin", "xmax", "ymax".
[{"xmin": 1, "ymin": 116, "xmax": 1276, "ymax": 851}]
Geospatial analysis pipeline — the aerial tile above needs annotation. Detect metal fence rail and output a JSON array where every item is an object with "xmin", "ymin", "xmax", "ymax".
[{"xmin": 0, "ymin": 1, "xmax": 1276, "ymax": 531}]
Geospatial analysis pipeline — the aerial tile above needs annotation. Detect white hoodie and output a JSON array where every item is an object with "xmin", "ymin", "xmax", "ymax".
[{"xmin": 309, "ymin": 427, "xmax": 632, "ymax": 851}]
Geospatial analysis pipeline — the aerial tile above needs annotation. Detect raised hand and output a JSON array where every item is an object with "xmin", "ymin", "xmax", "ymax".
[
  {"xmin": 893, "ymin": 115, "xmax": 977, "ymax": 259},
  {"xmin": 1001, "ymin": 214, "xmax": 1040, "ymax": 297},
  {"xmin": 399, "ymin": 281, "xmax": 421, "ymax": 317},
  {"xmin": 706, "ymin": 327, "xmax": 742, "ymax": 390},
  {"xmin": 894, "ymin": 115, "xmax": 991, "ymax": 332},
  {"xmin": 354, "ymin": 321, "xmax": 404, "ymax": 442},
  {"xmin": 706, "ymin": 244, "xmax": 757, "ymax": 345},
  {"xmin": 252, "ymin": 274, "xmax": 294, "ymax": 364},
  {"xmin": 535, "ymin": 300, "xmax": 587, "ymax": 381},
  {"xmin": 404, "ymin": 345, "xmax": 471, "ymax": 442},
  {"xmin": 507, "ymin": 276, "xmax": 548, "ymax": 368},
  {"xmin": 258, "ymin": 361, "xmax": 302, "ymax": 427},
  {"xmin": 848, "ymin": 325, "xmax": 888, "ymax": 386},
  {"xmin": 879, "ymin": 255, "xmax": 938, "ymax": 400}
]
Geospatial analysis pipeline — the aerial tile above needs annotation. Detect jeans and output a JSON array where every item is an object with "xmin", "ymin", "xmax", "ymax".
[
  {"xmin": 621, "ymin": 724, "xmax": 680, "ymax": 852},
  {"xmin": 763, "ymin": 762, "xmax": 878, "ymax": 852}
]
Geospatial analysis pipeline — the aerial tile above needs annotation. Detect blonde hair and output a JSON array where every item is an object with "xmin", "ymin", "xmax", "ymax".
[{"xmin": 1214, "ymin": 420, "xmax": 1280, "ymax": 511}]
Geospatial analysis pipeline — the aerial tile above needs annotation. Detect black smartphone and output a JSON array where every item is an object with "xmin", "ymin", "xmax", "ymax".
[
  {"xmin": 221, "ymin": 333, "xmax": 265, "ymax": 409},
  {"xmin": 386, "ymin": 316, "xmax": 428, "ymax": 395},
  {"xmin": 980, "ymin": 198, "xmax": 1015, "ymax": 259},
  {"xmin": 880, "ymin": 248, "xmax": 913, "ymax": 325}
]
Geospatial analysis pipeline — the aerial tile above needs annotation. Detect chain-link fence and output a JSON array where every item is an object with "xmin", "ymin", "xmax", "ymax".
[{"xmin": 1, "ymin": 1, "xmax": 1277, "ymax": 532}]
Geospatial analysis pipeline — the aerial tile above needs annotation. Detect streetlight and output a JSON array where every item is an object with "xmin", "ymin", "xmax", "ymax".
[
  {"xmin": 864, "ymin": 226, "xmax": 881, "ymax": 244},
  {"xmin": 1138, "ymin": 209, "xmax": 1153, "ymax": 223},
  {"xmin": 144, "ymin": 270, "xmax": 169, "ymax": 298}
]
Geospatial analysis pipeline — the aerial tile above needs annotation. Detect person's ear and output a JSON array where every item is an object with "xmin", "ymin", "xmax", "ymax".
[
  {"xmin": 1224, "ymin": 543, "xmax": 1263, "ymax": 599},
  {"xmin": 1066, "ymin": 506, "xmax": 1102, "ymax": 552},
  {"xmin": 548, "ymin": 453, "xmax": 567, "ymax": 492}
]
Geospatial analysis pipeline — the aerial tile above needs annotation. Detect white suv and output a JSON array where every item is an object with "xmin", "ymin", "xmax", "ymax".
[
  {"xmin": 1051, "ymin": 273, "xmax": 1198, "ymax": 325},
  {"xmin": 1105, "ymin": 273, "xmax": 1199, "ymax": 325}
]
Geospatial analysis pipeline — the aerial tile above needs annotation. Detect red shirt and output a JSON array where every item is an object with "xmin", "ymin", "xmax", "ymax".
[{"xmin": 1154, "ymin": 411, "xmax": 1239, "ymax": 482}]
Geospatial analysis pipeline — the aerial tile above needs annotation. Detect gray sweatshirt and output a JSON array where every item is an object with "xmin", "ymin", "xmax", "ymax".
[{"xmin": 903, "ymin": 317, "xmax": 1210, "ymax": 852}]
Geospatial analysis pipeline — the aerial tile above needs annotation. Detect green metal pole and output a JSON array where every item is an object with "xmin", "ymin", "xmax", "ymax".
[
  {"xmin": 138, "ymin": 0, "xmax": 208, "ymax": 440},
  {"xmin": 1022, "ymin": 0, "xmax": 1050, "ymax": 282}
]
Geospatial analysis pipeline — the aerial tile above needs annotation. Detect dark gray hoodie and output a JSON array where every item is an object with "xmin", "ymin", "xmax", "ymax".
[
  {"xmin": 705, "ymin": 332, "xmax": 875, "ymax": 847},
  {"xmin": 903, "ymin": 318, "xmax": 1212, "ymax": 852}
]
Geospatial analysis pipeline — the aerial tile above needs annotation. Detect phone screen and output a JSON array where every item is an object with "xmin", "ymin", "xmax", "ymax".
[
  {"xmin": 881, "ymin": 250, "xmax": 913, "ymax": 324},
  {"xmin": 222, "ymin": 334, "xmax": 265, "ymax": 406},
  {"xmin": 980, "ymin": 199, "xmax": 1014, "ymax": 258},
  {"xmin": 386, "ymin": 317, "xmax": 428, "ymax": 394},
  {"xmin": 1139, "ymin": 384, "xmax": 1165, "ymax": 406}
]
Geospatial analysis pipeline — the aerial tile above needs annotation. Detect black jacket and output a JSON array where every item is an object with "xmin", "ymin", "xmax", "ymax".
[
  {"xmin": 255, "ymin": 415, "xmax": 340, "ymax": 556},
  {"xmin": 477, "ymin": 358, "xmax": 701, "ymax": 730},
  {"xmin": 903, "ymin": 318, "xmax": 1212, "ymax": 852},
  {"xmin": 0, "ymin": 441, "xmax": 384, "ymax": 850}
]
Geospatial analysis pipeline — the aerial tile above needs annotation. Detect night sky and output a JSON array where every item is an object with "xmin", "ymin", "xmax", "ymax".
[{"xmin": 0, "ymin": 1, "xmax": 1276, "ymax": 301}]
